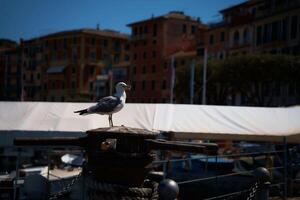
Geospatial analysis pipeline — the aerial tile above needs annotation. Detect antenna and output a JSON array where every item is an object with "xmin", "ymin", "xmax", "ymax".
[{"xmin": 96, "ymin": 23, "xmax": 100, "ymax": 30}]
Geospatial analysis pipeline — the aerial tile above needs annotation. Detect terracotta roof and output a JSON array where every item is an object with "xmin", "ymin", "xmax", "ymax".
[
  {"xmin": 127, "ymin": 11, "xmax": 200, "ymax": 26},
  {"xmin": 22, "ymin": 28, "xmax": 130, "ymax": 43},
  {"xmin": 220, "ymin": 0, "xmax": 261, "ymax": 13}
]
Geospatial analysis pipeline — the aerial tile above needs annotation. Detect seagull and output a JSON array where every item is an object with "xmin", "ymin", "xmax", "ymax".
[{"xmin": 74, "ymin": 82, "xmax": 131, "ymax": 127}]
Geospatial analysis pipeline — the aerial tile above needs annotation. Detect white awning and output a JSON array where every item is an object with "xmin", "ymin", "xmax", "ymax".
[{"xmin": 0, "ymin": 102, "xmax": 299, "ymax": 144}]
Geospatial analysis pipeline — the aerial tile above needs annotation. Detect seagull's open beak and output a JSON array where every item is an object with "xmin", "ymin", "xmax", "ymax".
[{"xmin": 125, "ymin": 85, "xmax": 131, "ymax": 90}]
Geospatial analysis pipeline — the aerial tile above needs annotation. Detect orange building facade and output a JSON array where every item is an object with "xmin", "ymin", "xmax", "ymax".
[
  {"xmin": 205, "ymin": 0, "xmax": 300, "ymax": 59},
  {"xmin": 20, "ymin": 29, "xmax": 130, "ymax": 102},
  {"xmin": 127, "ymin": 11, "xmax": 204, "ymax": 103}
]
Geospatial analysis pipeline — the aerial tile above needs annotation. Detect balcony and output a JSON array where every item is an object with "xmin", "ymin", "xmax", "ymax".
[
  {"xmin": 256, "ymin": 0, "xmax": 300, "ymax": 19},
  {"xmin": 131, "ymin": 34, "xmax": 147, "ymax": 41}
]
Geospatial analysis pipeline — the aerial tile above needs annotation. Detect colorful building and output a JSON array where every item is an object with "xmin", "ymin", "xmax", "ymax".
[
  {"xmin": 127, "ymin": 11, "xmax": 204, "ymax": 103},
  {"xmin": 203, "ymin": 0, "xmax": 300, "ymax": 106},
  {"xmin": 0, "ymin": 39, "xmax": 20, "ymax": 100},
  {"xmin": 205, "ymin": 0, "xmax": 300, "ymax": 59},
  {"xmin": 20, "ymin": 28, "xmax": 130, "ymax": 102}
]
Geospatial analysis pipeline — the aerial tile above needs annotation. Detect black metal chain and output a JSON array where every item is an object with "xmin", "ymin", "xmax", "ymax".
[
  {"xmin": 246, "ymin": 181, "xmax": 259, "ymax": 200},
  {"xmin": 48, "ymin": 171, "xmax": 82, "ymax": 200}
]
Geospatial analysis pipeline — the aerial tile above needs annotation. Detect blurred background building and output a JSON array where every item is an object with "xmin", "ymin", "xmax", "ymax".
[{"xmin": 0, "ymin": 0, "xmax": 299, "ymax": 105}]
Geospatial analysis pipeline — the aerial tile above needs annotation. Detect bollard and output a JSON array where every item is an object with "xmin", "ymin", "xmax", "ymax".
[
  {"xmin": 158, "ymin": 179, "xmax": 179, "ymax": 200},
  {"xmin": 253, "ymin": 167, "xmax": 271, "ymax": 200}
]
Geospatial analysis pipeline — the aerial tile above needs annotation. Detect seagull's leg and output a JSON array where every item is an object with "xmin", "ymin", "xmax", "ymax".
[{"xmin": 108, "ymin": 114, "xmax": 113, "ymax": 127}]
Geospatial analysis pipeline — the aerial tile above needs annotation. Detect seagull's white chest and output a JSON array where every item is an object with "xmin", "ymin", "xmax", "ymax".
[{"xmin": 113, "ymin": 100, "xmax": 125, "ymax": 113}]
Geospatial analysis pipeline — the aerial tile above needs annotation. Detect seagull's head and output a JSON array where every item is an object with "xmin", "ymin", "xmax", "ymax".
[{"xmin": 115, "ymin": 82, "xmax": 131, "ymax": 93}]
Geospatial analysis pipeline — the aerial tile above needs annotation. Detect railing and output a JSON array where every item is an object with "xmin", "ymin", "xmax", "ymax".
[
  {"xmin": 1, "ymin": 140, "xmax": 299, "ymax": 200},
  {"xmin": 152, "ymin": 142, "xmax": 294, "ymax": 200}
]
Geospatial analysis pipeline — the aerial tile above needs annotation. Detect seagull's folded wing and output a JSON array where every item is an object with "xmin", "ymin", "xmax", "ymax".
[{"xmin": 88, "ymin": 96, "xmax": 121, "ymax": 113}]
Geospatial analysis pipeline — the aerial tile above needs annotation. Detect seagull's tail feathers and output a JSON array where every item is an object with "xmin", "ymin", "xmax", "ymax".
[{"xmin": 74, "ymin": 109, "xmax": 88, "ymax": 115}]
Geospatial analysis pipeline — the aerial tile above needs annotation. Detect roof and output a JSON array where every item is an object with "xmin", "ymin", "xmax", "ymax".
[
  {"xmin": 220, "ymin": 1, "xmax": 249, "ymax": 13},
  {"xmin": 1, "ymin": 102, "xmax": 300, "ymax": 143},
  {"xmin": 46, "ymin": 66, "xmax": 66, "ymax": 74},
  {"xmin": 219, "ymin": 0, "xmax": 262, "ymax": 14},
  {"xmin": 127, "ymin": 11, "xmax": 200, "ymax": 26},
  {"xmin": 22, "ymin": 28, "xmax": 130, "ymax": 43}
]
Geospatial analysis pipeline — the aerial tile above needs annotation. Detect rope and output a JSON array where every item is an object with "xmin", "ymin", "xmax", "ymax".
[{"xmin": 86, "ymin": 177, "xmax": 159, "ymax": 200}]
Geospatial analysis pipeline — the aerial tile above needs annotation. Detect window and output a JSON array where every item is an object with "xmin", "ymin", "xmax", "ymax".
[
  {"xmin": 143, "ymin": 52, "xmax": 147, "ymax": 59},
  {"xmin": 142, "ymin": 81, "xmax": 146, "ymax": 90},
  {"xmin": 90, "ymin": 67, "xmax": 94, "ymax": 75},
  {"xmin": 72, "ymin": 51, "xmax": 78, "ymax": 61},
  {"xmin": 72, "ymin": 67, "xmax": 76, "ymax": 73},
  {"xmin": 133, "ymin": 27, "xmax": 138, "ymax": 36},
  {"xmin": 37, "ymin": 73, "xmax": 40, "ymax": 80},
  {"xmin": 191, "ymin": 25, "xmax": 196, "ymax": 34},
  {"xmin": 152, "ymin": 51, "xmax": 156, "ymax": 58},
  {"xmin": 209, "ymin": 34, "xmax": 214, "ymax": 45},
  {"xmin": 72, "ymin": 81, "xmax": 76, "ymax": 89},
  {"xmin": 139, "ymin": 26, "xmax": 143, "ymax": 35},
  {"xmin": 73, "ymin": 37, "xmax": 77, "ymax": 44},
  {"xmin": 153, "ymin": 24, "xmax": 157, "ymax": 36},
  {"xmin": 181, "ymin": 60, "xmax": 185, "ymax": 66},
  {"xmin": 162, "ymin": 80, "xmax": 167, "ymax": 90},
  {"xmin": 263, "ymin": 23, "xmax": 271, "ymax": 43},
  {"xmin": 132, "ymin": 81, "xmax": 136, "ymax": 91},
  {"xmin": 282, "ymin": 18, "xmax": 288, "ymax": 41},
  {"xmin": 142, "ymin": 65, "xmax": 146, "ymax": 74},
  {"xmin": 182, "ymin": 24, "xmax": 187, "ymax": 33},
  {"xmin": 133, "ymin": 53, "xmax": 137, "ymax": 60},
  {"xmin": 220, "ymin": 31, "xmax": 225, "ymax": 42},
  {"xmin": 114, "ymin": 54, "xmax": 120, "ymax": 63},
  {"xmin": 271, "ymin": 21, "xmax": 279, "ymax": 41},
  {"xmin": 233, "ymin": 30, "xmax": 240, "ymax": 45},
  {"xmin": 90, "ymin": 52, "xmax": 96, "ymax": 60},
  {"xmin": 89, "ymin": 82, "xmax": 93, "ymax": 91},
  {"xmin": 144, "ymin": 26, "xmax": 148, "ymax": 34},
  {"xmin": 103, "ymin": 40, "xmax": 108, "ymax": 47},
  {"xmin": 152, "ymin": 65, "xmax": 156, "ymax": 73},
  {"xmin": 164, "ymin": 62, "xmax": 168, "ymax": 69},
  {"xmin": 256, "ymin": 25, "xmax": 262, "ymax": 46},
  {"xmin": 243, "ymin": 28, "xmax": 250, "ymax": 44},
  {"xmin": 61, "ymin": 96, "xmax": 65, "ymax": 102},
  {"xmin": 291, "ymin": 15, "xmax": 298, "ymax": 39},
  {"xmin": 63, "ymin": 38, "xmax": 67, "ymax": 49},
  {"xmin": 151, "ymin": 80, "xmax": 155, "ymax": 90},
  {"xmin": 133, "ymin": 66, "xmax": 136, "ymax": 74},
  {"xmin": 152, "ymin": 40, "xmax": 157, "ymax": 45}
]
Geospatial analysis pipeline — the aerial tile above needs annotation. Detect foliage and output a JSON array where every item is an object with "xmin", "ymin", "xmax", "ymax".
[{"xmin": 175, "ymin": 54, "xmax": 300, "ymax": 106}]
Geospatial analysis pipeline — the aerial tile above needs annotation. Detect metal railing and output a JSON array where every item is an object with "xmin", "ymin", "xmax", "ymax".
[
  {"xmin": 152, "ymin": 146, "xmax": 294, "ymax": 200},
  {"xmin": 1, "ymin": 140, "xmax": 299, "ymax": 200}
]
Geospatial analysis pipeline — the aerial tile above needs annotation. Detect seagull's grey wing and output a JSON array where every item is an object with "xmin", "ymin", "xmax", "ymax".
[{"xmin": 88, "ymin": 96, "xmax": 121, "ymax": 113}]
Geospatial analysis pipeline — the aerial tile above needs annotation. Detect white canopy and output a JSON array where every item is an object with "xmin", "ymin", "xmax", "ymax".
[{"xmin": 0, "ymin": 102, "xmax": 300, "ymax": 145}]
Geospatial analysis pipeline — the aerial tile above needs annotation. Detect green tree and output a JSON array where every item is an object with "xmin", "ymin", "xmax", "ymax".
[
  {"xmin": 175, "ymin": 54, "xmax": 300, "ymax": 106},
  {"xmin": 207, "ymin": 54, "xmax": 300, "ymax": 106}
]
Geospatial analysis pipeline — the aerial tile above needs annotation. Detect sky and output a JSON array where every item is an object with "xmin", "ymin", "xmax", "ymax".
[{"xmin": 0, "ymin": 0, "xmax": 245, "ymax": 42}]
